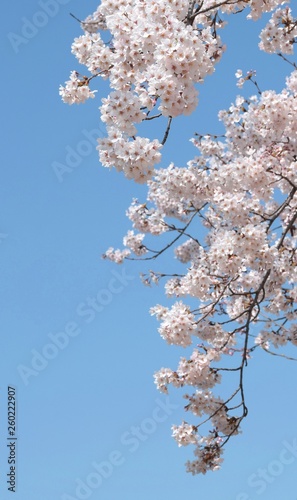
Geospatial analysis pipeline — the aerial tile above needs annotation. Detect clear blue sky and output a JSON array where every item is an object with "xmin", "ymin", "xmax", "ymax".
[{"xmin": 1, "ymin": 1, "xmax": 297, "ymax": 499}]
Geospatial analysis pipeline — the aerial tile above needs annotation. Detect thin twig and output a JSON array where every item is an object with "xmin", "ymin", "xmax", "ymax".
[
  {"xmin": 161, "ymin": 116, "xmax": 173, "ymax": 145},
  {"xmin": 70, "ymin": 13, "xmax": 82, "ymax": 23},
  {"xmin": 263, "ymin": 347, "xmax": 297, "ymax": 362},
  {"xmin": 144, "ymin": 113, "xmax": 162, "ymax": 121},
  {"xmin": 277, "ymin": 53, "xmax": 297, "ymax": 69}
]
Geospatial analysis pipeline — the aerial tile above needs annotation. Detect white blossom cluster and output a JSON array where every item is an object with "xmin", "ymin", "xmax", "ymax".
[
  {"xmin": 98, "ymin": 130, "xmax": 162, "ymax": 183},
  {"xmin": 151, "ymin": 301, "xmax": 198, "ymax": 347},
  {"xmin": 186, "ymin": 440, "xmax": 223, "ymax": 474},
  {"xmin": 123, "ymin": 230, "xmax": 147, "ymax": 256},
  {"xmin": 126, "ymin": 199, "xmax": 167, "ymax": 235},
  {"xmin": 172, "ymin": 421, "xmax": 198, "ymax": 447},
  {"xmin": 61, "ymin": 0, "xmax": 296, "ymax": 477},
  {"xmin": 105, "ymin": 68, "xmax": 297, "ymax": 472},
  {"xmin": 60, "ymin": 0, "xmax": 294, "ymax": 182},
  {"xmin": 59, "ymin": 71, "xmax": 96, "ymax": 104},
  {"xmin": 60, "ymin": 0, "xmax": 228, "ymax": 181},
  {"xmin": 153, "ymin": 346, "xmax": 222, "ymax": 392},
  {"xmin": 259, "ymin": 7, "xmax": 297, "ymax": 54}
]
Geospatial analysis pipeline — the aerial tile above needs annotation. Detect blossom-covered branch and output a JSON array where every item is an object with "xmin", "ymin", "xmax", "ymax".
[{"xmin": 60, "ymin": 0, "xmax": 297, "ymax": 475}]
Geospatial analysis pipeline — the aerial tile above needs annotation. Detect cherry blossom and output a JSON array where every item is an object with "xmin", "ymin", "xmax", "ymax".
[
  {"xmin": 61, "ymin": 0, "xmax": 297, "ymax": 475},
  {"xmin": 59, "ymin": 71, "xmax": 97, "ymax": 104}
]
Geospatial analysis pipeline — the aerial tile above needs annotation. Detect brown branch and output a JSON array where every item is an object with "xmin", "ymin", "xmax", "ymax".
[
  {"xmin": 277, "ymin": 53, "xmax": 297, "ymax": 69},
  {"xmin": 144, "ymin": 113, "xmax": 162, "ymax": 121},
  {"xmin": 126, "ymin": 209, "xmax": 199, "ymax": 261},
  {"xmin": 277, "ymin": 209, "xmax": 297, "ymax": 249},
  {"xmin": 262, "ymin": 346, "xmax": 297, "ymax": 361},
  {"xmin": 161, "ymin": 116, "xmax": 173, "ymax": 145}
]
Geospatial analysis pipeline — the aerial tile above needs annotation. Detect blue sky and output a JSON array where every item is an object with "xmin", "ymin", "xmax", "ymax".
[{"xmin": 1, "ymin": 1, "xmax": 297, "ymax": 499}]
